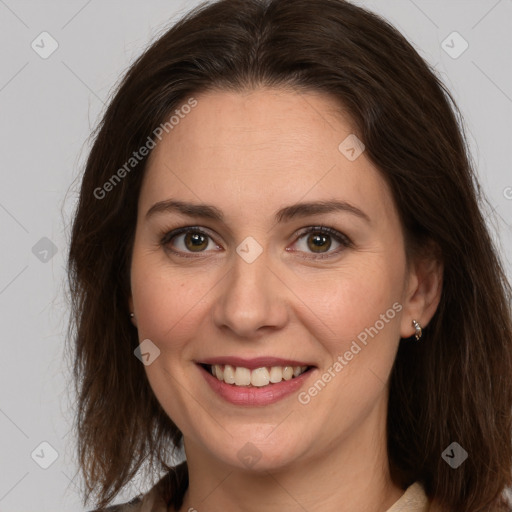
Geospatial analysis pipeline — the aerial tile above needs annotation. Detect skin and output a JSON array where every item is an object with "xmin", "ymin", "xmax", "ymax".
[{"xmin": 129, "ymin": 88, "xmax": 443, "ymax": 512}]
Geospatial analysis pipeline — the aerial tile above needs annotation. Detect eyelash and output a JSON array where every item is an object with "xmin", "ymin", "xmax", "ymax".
[{"xmin": 159, "ymin": 225, "xmax": 353, "ymax": 260}]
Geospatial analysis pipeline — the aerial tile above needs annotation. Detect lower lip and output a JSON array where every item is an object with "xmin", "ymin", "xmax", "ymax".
[{"xmin": 198, "ymin": 365, "xmax": 315, "ymax": 406}]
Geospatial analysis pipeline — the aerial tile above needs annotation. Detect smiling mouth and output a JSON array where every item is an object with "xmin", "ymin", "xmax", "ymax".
[{"xmin": 200, "ymin": 363, "xmax": 314, "ymax": 387}]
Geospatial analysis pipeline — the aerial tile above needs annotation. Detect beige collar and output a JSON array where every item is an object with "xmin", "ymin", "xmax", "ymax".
[
  {"xmin": 385, "ymin": 483, "xmax": 429, "ymax": 512},
  {"xmin": 114, "ymin": 479, "xmax": 429, "ymax": 512}
]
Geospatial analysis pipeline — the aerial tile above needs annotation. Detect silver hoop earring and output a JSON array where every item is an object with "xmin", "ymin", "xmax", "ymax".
[{"xmin": 412, "ymin": 320, "xmax": 422, "ymax": 341}]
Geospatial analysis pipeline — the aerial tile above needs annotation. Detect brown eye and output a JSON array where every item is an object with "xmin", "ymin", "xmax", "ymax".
[
  {"xmin": 307, "ymin": 232, "xmax": 332, "ymax": 253},
  {"xmin": 290, "ymin": 226, "xmax": 352, "ymax": 259},
  {"xmin": 184, "ymin": 232, "xmax": 209, "ymax": 252},
  {"xmin": 161, "ymin": 227, "xmax": 220, "ymax": 255}
]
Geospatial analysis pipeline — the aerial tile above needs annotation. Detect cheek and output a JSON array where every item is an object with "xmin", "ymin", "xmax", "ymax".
[
  {"xmin": 295, "ymin": 259, "xmax": 404, "ymax": 341},
  {"xmin": 292, "ymin": 261, "xmax": 405, "ymax": 409},
  {"xmin": 130, "ymin": 250, "xmax": 214, "ymax": 352},
  {"xmin": 293, "ymin": 271, "xmax": 403, "ymax": 412}
]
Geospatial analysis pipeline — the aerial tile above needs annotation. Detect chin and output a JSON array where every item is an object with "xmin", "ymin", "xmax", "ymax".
[{"xmin": 200, "ymin": 427, "xmax": 311, "ymax": 473}]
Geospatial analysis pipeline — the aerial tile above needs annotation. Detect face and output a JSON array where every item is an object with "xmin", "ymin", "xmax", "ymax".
[{"xmin": 129, "ymin": 88, "xmax": 417, "ymax": 472}]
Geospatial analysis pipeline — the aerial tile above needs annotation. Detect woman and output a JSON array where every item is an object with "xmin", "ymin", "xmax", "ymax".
[{"xmin": 67, "ymin": 0, "xmax": 512, "ymax": 510}]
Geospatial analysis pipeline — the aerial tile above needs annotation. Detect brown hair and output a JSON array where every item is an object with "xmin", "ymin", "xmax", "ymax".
[{"xmin": 67, "ymin": 0, "xmax": 512, "ymax": 510}]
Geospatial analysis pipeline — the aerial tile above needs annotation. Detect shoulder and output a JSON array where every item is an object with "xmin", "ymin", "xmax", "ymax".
[
  {"xmin": 88, "ymin": 485, "xmax": 166, "ymax": 511},
  {"xmin": 87, "ymin": 488, "xmax": 164, "ymax": 512},
  {"xmin": 88, "ymin": 462, "xmax": 188, "ymax": 512},
  {"xmin": 87, "ymin": 495, "xmax": 144, "ymax": 512}
]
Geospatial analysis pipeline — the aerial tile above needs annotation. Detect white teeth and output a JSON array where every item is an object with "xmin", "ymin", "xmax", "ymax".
[
  {"xmin": 234, "ymin": 367, "xmax": 251, "ymax": 386},
  {"xmin": 209, "ymin": 364, "xmax": 310, "ymax": 386},
  {"xmin": 223, "ymin": 364, "xmax": 235, "ymax": 384},
  {"xmin": 269, "ymin": 366, "xmax": 283, "ymax": 383},
  {"xmin": 214, "ymin": 365, "xmax": 224, "ymax": 381},
  {"xmin": 251, "ymin": 367, "xmax": 270, "ymax": 387},
  {"xmin": 282, "ymin": 366, "xmax": 294, "ymax": 380}
]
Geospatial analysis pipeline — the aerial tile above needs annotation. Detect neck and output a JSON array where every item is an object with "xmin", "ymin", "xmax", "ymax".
[{"xmin": 176, "ymin": 399, "xmax": 404, "ymax": 512}]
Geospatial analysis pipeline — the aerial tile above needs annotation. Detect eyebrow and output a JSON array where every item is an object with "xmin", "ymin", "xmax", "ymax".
[{"xmin": 145, "ymin": 199, "xmax": 370, "ymax": 223}]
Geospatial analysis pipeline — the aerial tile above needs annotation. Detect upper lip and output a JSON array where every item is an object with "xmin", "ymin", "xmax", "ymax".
[{"xmin": 197, "ymin": 356, "xmax": 315, "ymax": 370}]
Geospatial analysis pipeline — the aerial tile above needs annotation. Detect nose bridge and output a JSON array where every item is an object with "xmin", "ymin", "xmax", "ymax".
[{"xmin": 212, "ymin": 240, "xmax": 287, "ymax": 336}]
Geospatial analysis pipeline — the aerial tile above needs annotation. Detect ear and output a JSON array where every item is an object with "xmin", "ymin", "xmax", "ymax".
[{"xmin": 400, "ymin": 246, "xmax": 443, "ymax": 339}]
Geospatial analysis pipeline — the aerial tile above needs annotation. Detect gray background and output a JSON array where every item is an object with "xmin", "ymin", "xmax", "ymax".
[{"xmin": 0, "ymin": 0, "xmax": 511, "ymax": 510}]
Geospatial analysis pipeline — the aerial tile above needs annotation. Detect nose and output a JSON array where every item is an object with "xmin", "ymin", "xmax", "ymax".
[{"xmin": 211, "ymin": 245, "xmax": 289, "ymax": 339}]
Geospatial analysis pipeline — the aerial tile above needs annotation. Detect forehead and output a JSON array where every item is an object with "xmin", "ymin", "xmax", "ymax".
[{"xmin": 140, "ymin": 88, "xmax": 396, "ymax": 224}]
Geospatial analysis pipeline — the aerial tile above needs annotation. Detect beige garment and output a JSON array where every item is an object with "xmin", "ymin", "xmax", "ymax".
[
  {"xmin": 99, "ymin": 480, "xmax": 429, "ymax": 512},
  {"xmin": 385, "ymin": 482, "xmax": 430, "ymax": 511}
]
